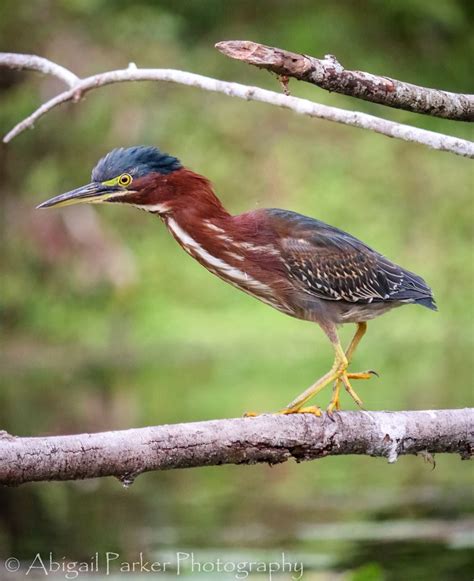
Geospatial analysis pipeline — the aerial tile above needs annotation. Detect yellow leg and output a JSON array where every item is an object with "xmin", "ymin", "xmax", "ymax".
[
  {"xmin": 244, "ymin": 322, "xmax": 373, "ymax": 418},
  {"xmin": 283, "ymin": 322, "xmax": 374, "ymax": 414},
  {"xmin": 327, "ymin": 322, "xmax": 373, "ymax": 414},
  {"xmin": 327, "ymin": 378, "xmax": 342, "ymax": 415},
  {"xmin": 282, "ymin": 342, "xmax": 348, "ymax": 413},
  {"xmin": 345, "ymin": 322, "xmax": 367, "ymax": 363}
]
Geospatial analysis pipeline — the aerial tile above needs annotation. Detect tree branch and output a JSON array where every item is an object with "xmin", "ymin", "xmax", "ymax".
[
  {"xmin": 1, "ymin": 409, "xmax": 472, "ymax": 486},
  {"xmin": 215, "ymin": 40, "xmax": 474, "ymax": 122},
  {"xmin": 1, "ymin": 53, "xmax": 473, "ymax": 158},
  {"xmin": 0, "ymin": 52, "xmax": 79, "ymax": 87}
]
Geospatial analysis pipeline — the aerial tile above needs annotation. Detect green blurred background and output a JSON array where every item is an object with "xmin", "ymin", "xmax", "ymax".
[{"xmin": 1, "ymin": 1, "xmax": 473, "ymax": 579}]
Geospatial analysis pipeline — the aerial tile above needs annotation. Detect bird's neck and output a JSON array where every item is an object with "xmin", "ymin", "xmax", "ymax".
[
  {"xmin": 146, "ymin": 168, "xmax": 291, "ymax": 314},
  {"xmin": 151, "ymin": 167, "xmax": 268, "ymax": 265},
  {"xmin": 165, "ymin": 168, "xmax": 231, "ymax": 221},
  {"xmin": 150, "ymin": 168, "xmax": 232, "ymax": 237},
  {"xmin": 136, "ymin": 169, "xmax": 282, "ymax": 257}
]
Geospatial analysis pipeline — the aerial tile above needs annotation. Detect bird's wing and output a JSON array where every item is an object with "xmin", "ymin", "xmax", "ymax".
[{"xmin": 268, "ymin": 209, "xmax": 432, "ymax": 305}]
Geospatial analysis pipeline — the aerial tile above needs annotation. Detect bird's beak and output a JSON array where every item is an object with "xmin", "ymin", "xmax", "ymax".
[{"xmin": 37, "ymin": 182, "xmax": 124, "ymax": 209}]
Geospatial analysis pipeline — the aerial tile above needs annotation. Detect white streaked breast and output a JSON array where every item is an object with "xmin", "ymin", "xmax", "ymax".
[
  {"xmin": 225, "ymin": 251, "xmax": 245, "ymax": 262},
  {"xmin": 166, "ymin": 218, "xmax": 272, "ymax": 293},
  {"xmin": 204, "ymin": 220, "xmax": 226, "ymax": 233}
]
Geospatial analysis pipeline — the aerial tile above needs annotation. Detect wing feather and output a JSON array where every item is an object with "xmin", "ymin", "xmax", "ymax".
[{"xmin": 266, "ymin": 209, "xmax": 434, "ymax": 306}]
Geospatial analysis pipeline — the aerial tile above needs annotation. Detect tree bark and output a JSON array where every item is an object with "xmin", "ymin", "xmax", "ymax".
[
  {"xmin": 0, "ymin": 409, "xmax": 472, "ymax": 486},
  {"xmin": 215, "ymin": 40, "xmax": 474, "ymax": 121}
]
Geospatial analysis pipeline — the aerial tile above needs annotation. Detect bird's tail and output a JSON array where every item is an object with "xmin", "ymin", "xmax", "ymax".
[
  {"xmin": 415, "ymin": 295, "xmax": 437, "ymax": 311},
  {"xmin": 394, "ymin": 268, "xmax": 437, "ymax": 311}
]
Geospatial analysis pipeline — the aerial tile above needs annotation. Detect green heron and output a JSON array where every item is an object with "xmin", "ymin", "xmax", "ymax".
[{"xmin": 38, "ymin": 146, "xmax": 436, "ymax": 415}]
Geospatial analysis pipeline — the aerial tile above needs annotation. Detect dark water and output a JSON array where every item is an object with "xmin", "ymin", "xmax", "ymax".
[{"xmin": 1, "ymin": 481, "xmax": 473, "ymax": 580}]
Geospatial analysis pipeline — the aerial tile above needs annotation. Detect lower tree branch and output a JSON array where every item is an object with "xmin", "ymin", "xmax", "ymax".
[
  {"xmin": 216, "ymin": 41, "xmax": 474, "ymax": 121},
  {"xmin": 1, "ymin": 409, "xmax": 472, "ymax": 486}
]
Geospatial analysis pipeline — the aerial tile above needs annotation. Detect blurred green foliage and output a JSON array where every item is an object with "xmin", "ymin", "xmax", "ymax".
[{"xmin": 0, "ymin": 0, "xmax": 473, "ymax": 578}]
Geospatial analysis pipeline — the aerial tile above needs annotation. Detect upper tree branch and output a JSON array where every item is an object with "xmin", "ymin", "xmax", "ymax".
[
  {"xmin": 0, "ymin": 52, "xmax": 79, "ymax": 87},
  {"xmin": 0, "ymin": 409, "xmax": 472, "ymax": 486},
  {"xmin": 215, "ymin": 40, "xmax": 474, "ymax": 122},
  {"xmin": 1, "ymin": 53, "xmax": 473, "ymax": 158}
]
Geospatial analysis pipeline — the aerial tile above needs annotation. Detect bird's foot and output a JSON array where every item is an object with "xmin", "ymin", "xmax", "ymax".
[
  {"xmin": 326, "ymin": 368, "xmax": 376, "ymax": 414},
  {"xmin": 338, "ymin": 371, "xmax": 367, "ymax": 408},
  {"xmin": 347, "ymin": 370, "xmax": 379, "ymax": 380},
  {"xmin": 244, "ymin": 406, "xmax": 322, "ymax": 418},
  {"xmin": 245, "ymin": 364, "xmax": 377, "ymax": 419},
  {"xmin": 279, "ymin": 405, "xmax": 322, "ymax": 417}
]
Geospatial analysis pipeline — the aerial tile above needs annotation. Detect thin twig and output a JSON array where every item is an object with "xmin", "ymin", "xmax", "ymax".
[
  {"xmin": 0, "ymin": 52, "xmax": 79, "ymax": 87},
  {"xmin": 0, "ymin": 409, "xmax": 472, "ymax": 486},
  {"xmin": 215, "ymin": 40, "xmax": 474, "ymax": 122},
  {"xmin": 1, "ymin": 53, "xmax": 473, "ymax": 158}
]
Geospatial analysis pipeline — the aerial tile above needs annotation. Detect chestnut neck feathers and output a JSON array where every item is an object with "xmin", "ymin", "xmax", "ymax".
[
  {"xmin": 132, "ymin": 167, "xmax": 291, "ymax": 312},
  {"xmin": 140, "ymin": 168, "xmax": 279, "ymax": 258}
]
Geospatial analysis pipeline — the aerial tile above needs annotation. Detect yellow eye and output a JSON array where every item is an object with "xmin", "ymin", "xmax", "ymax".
[{"xmin": 118, "ymin": 173, "xmax": 132, "ymax": 187}]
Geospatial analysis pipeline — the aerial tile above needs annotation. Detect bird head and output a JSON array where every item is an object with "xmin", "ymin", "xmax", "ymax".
[{"xmin": 37, "ymin": 146, "xmax": 183, "ymax": 212}]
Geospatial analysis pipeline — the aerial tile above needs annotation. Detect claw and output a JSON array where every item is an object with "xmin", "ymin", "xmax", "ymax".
[
  {"xmin": 326, "ymin": 402, "xmax": 338, "ymax": 420},
  {"xmin": 326, "ymin": 408, "xmax": 338, "ymax": 422}
]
